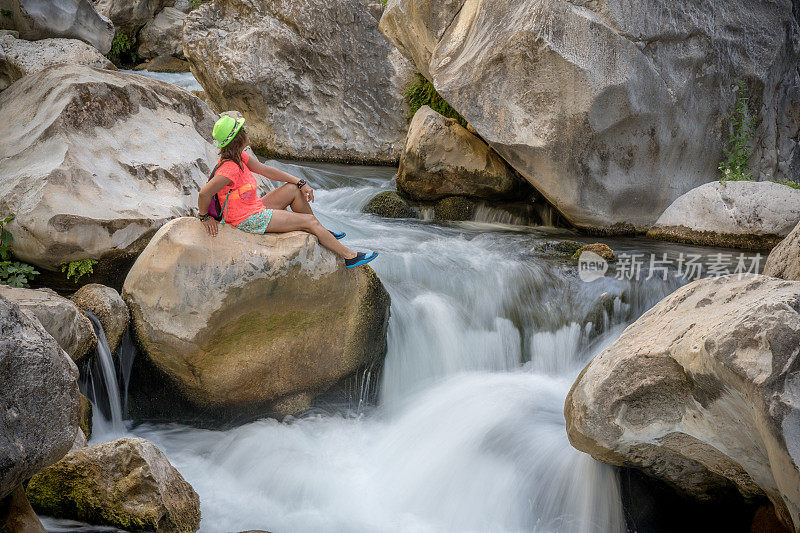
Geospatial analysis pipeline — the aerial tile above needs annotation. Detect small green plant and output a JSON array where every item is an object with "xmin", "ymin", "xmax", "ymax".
[
  {"xmin": 404, "ymin": 73, "xmax": 468, "ymax": 128},
  {"xmin": 61, "ymin": 259, "xmax": 98, "ymax": 284},
  {"xmin": 108, "ymin": 32, "xmax": 136, "ymax": 65},
  {"xmin": 188, "ymin": 0, "xmax": 211, "ymax": 9},
  {"xmin": 776, "ymin": 178, "xmax": 800, "ymax": 190},
  {"xmin": 719, "ymin": 81, "xmax": 757, "ymax": 182},
  {"xmin": 1, "ymin": 9, "xmax": 13, "ymax": 17},
  {"xmin": 0, "ymin": 215, "xmax": 39, "ymax": 288}
]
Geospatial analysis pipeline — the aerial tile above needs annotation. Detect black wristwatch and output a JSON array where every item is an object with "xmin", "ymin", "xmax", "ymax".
[
  {"xmin": 198, "ymin": 213, "xmax": 210, "ymax": 221},
  {"xmin": 296, "ymin": 179, "xmax": 307, "ymax": 189}
]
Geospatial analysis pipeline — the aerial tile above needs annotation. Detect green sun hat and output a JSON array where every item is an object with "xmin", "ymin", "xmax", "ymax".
[{"xmin": 212, "ymin": 115, "xmax": 245, "ymax": 148}]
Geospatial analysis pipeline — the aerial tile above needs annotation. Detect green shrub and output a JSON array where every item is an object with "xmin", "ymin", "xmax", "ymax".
[
  {"xmin": 189, "ymin": 0, "xmax": 211, "ymax": 9},
  {"xmin": 108, "ymin": 32, "xmax": 136, "ymax": 65},
  {"xmin": 61, "ymin": 259, "xmax": 98, "ymax": 284},
  {"xmin": 0, "ymin": 215, "xmax": 39, "ymax": 288},
  {"xmin": 719, "ymin": 81, "xmax": 756, "ymax": 182},
  {"xmin": 404, "ymin": 73, "xmax": 468, "ymax": 128},
  {"xmin": 1, "ymin": 9, "xmax": 13, "ymax": 17},
  {"xmin": 776, "ymin": 179, "xmax": 800, "ymax": 190}
]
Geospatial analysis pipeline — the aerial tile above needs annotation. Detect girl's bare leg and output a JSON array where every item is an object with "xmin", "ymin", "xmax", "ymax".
[
  {"xmin": 261, "ymin": 184, "xmax": 312, "ymax": 214},
  {"xmin": 266, "ymin": 209, "xmax": 356, "ymax": 259}
]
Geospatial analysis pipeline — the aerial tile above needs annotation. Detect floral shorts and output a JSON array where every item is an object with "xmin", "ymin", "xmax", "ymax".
[{"xmin": 234, "ymin": 209, "xmax": 273, "ymax": 234}]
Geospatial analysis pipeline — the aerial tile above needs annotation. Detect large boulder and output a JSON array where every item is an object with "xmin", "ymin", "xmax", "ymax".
[
  {"xmin": 137, "ymin": 6, "xmax": 185, "ymax": 60},
  {"xmin": 122, "ymin": 217, "xmax": 390, "ymax": 422},
  {"xmin": 0, "ymin": 0, "xmax": 114, "ymax": 54},
  {"xmin": 90, "ymin": 0, "xmax": 167, "ymax": 38},
  {"xmin": 0, "ymin": 485, "xmax": 46, "ymax": 533},
  {"xmin": 27, "ymin": 437, "xmax": 200, "ymax": 532},
  {"xmin": 0, "ymin": 34, "xmax": 115, "ymax": 91},
  {"xmin": 0, "ymin": 286, "xmax": 96, "ymax": 363},
  {"xmin": 183, "ymin": 0, "xmax": 414, "ymax": 164},
  {"xmin": 0, "ymin": 64, "xmax": 217, "ymax": 284},
  {"xmin": 647, "ymin": 181, "xmax": 800, "ymax": 249},
  {"xmin": 565, "ymin": 275, "xmax": 800, "ymax": 531},
  {"xmin": 0, "ymin": 294, "xmax": 81, "ymax": 500},
  {"xmin": 71, "ymin": 284, "xmax": 129, "ymax": 354},
  {"xmin": 397, "ymin": 105, "xmax": 520, "ymax": 201},
  {"xmin": 764, "ymin": 221, "xmax": 800, "ymax": 281},
  {"xmin": 379, "ymin": 0, "xmax": 800, "ymax": 233}
]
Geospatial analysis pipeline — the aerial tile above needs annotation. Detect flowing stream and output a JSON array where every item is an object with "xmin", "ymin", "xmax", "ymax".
[{"xmin": 69, "ymin": 160, "xmax": 759, "ymax": 533}]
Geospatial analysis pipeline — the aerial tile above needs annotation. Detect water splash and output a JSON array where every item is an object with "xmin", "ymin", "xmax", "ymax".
[{"xmin": 83, "ymin": 312, "xmax": 125, "ymax": 436}]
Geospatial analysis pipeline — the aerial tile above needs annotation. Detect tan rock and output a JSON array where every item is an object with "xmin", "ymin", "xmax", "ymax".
[
  {"xmin": 71, "ymin": 284, "xmax": 129, "ymax": 354},
  {"xmin": 0, "ymin": 286, "xmax": 96, "ymax": 363},
  {"xmin": 647, "ymin": 181, "xmax": 800, "ymax": 250},
  {"xmin": 122, "ymin": 217, "xmax": 390, "ymax": 422},
  {"xmin": 0, "ymin": 485, "xmax": 47, "ymax": 533},
  {"xmin": 764, "ymin": 221, "xmax": 800, "ymax": 281},
  {"xmin": 397, "ymin": 106, "xmax": 519, "ymax": 202},
  {"xmin": 27, "ymin": 437, "xmax": 200, "ymax": 532},
  {"xmin": 0, "ymin": 35, "xmax": 115, "ymax": 91},
  {"xmin": 135, "ymin": 54, "xmax": 190, "ymax": 73},
  {"xmin": 574, "ymin": 243, "xmax": 616, "ymax": 263},
  {"xmin": 90, "ymin": 0, "xmax": 169, "ymax": 38},
  {"xmin": 0, "ymin": 65, "xmax": 217, "ymax": 280},
  {"xmin": 565, "ymin": 275, "xmax": 800, "ymax": 531}
]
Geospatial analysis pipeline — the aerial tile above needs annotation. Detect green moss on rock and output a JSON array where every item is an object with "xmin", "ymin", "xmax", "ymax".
[
  {"xmin": 434, "ymin": 196, "xmax": 475, "ymax": 221},
  {"xmin": 573, "ymin": 243, "xmax": 617, "ymax": 262},
  {"xmin": 363, "ymin": 191, "xmax": 415, "ymax": 219}
]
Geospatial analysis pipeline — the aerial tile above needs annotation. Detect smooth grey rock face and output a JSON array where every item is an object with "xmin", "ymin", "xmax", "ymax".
[
  {"xmin": 647, "ymin": 181, "xmax": 800, "ymax": 250},
  {"xmin": 137, "ymin": 6, "xmax": 185, "ymax": 59},
  {"xmin": 89, "ymin": 0, "xmax": 165, "ymax": 38},
  {"xmin": 380, "ymin": 0, "xmax": 800, "ymax": 233},
  {"xmin": 764, "ymin": 221, "xmax": 800, "ymax": 281},
  {"xmin": 184, "ymin": 0, "xmax": 414, "ymax": 164},
  {"xmin": 397, "ymin": 105, "xmax": 520, "ymax": 201},
  {"xmin": 0, "ymin": 34, "xmax": 115, "ymax": 91},
  {"xmin": 0, "ymin": 286, "xmax": 97, "ymax": 364},
  {"xmin": 0, "ymin": 294, "xmax": 80, "ymax": 501},
  {"xmin": 565, "ymin": 275, "xmax": 800, "ymax": 532},
  {"xmin": 0, "ymin": 0, "xmax": 115, "ymax": 54},
  {"xmin": 0, "ymin": 64, "xmax": 217, "ymax": 276}
]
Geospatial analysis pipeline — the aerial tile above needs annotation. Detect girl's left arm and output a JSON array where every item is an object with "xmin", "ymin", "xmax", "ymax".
[{"xmin": 247, "ymin": 157, "xmax": 314, "ymax": 202}]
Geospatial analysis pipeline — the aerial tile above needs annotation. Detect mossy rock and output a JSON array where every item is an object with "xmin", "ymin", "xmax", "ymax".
[
  {"xmin": 27, "ymin": 438, "xmax": 200, "ymax": 532},
  {"xmin": 573, "ymin": 242, "xmax": 616, "ymax": 262},
  {"xmin": 434, "ymin": 196, "xmax": 475, "ymax": 221},
  {"xmin": 534, "ymin": 240, "xmax": 584, "ymax": 257},
  {"xmin": 363, "ymin": 191, "xmax": 415, "ymax": 219}
]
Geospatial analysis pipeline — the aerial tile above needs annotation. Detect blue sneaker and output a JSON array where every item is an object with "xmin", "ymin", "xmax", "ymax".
[
  {"xmin": 330, "ymin": 230, "xmax": 346, "ymax": 240},
  {"xmin": 345, "ymin": 251, "xmax": 378, "ymax": 268}
]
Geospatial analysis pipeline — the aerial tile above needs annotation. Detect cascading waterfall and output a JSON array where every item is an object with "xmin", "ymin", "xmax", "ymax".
[
  {"xmin": 78, "ymin": 160, "xmax": 748, "ymax": 533},
  {"xmin": 82, "ymin": 312, "xmax": 126, "ymax": 436}
]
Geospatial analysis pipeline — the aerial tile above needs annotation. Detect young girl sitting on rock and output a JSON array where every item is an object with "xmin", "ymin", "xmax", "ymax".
[{"xmin": 197, "ymin": 115, "xmax": 378, "ymax": 269}]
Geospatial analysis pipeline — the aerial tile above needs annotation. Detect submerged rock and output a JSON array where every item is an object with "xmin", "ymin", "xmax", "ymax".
[
  {"xmin": 397, "ymin": 106, "xmax": 519, "ymax": 202},
  {"xmin": 0, "ymin": 0, "xmax": 114, "ymax": 54},
  {"xmin": 134, "ymin": 54, "xmax": 190, "ymax": 73},
  {"xmin": 363, "ymin": 191, "xmax": 415, "ymax": 219},
  {"xmin": 122, "ymin": 217, "xmax": 390, "ymax": 423},
  {"xmin": 434, "ymin": 196, "xmax": 474, "ymax": 221},
  {"xmin": 764, "ymin": 221, "xmax": 800, "ymax": 281},
  {"xmin": 0, "ymin": 64, "xmax": 217, "ymax": 284},
  {"xmin": 0, "ymin": 294, "xmax": 81, "ymax": 500},
  {"xmin": 137, "ymin": 6, "xmax": 185, "ymax": 60},
  {"xmin": 0, "ymin": 286, "xmax": 96, "ymax": 363},
  {"xmin": 184, "ymin": 0, "xmax": 413, "ymax": 164},
  {"xmin": 0, "ymin": 34, "xmax": 115, "ymax": 91},
  {"xmin": 71, "ymin": 283, "xmax": 130, "ymax": 354},
  {"xmin": 565, "ymin": 275, "xmax": 800, "ymax": 532},
  {"xmin": 647, "ymin": 181, "xmax": 800, "ymax": 250},
  {"xmin": 379, "ymin": 0, "xmax": 800, "ymax": 233},
  {"xmin": 27, "ymin": 437, "xmax": 200, "ymax": 532},
  {"xmin": 573, "ymin": 243, "xmax": 616, "ymax": 263}
]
